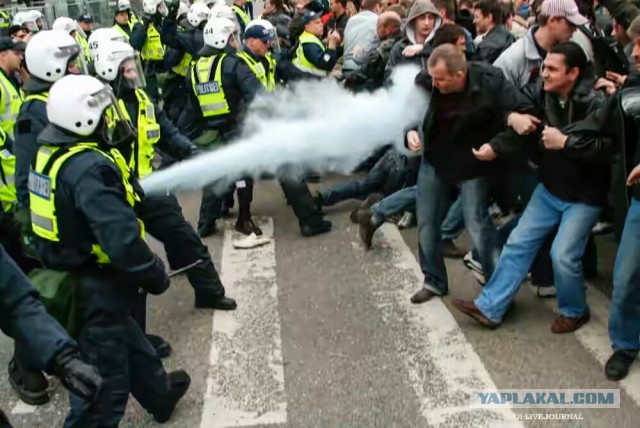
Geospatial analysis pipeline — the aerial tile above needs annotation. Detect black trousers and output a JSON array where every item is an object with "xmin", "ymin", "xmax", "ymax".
[
  {"xmin": 137, "ymin": 194, "xmax": 225, "ymax": 298},
  {"xmin": 64, "ymin": 269, "xmax": 171, "ymax": 427}
]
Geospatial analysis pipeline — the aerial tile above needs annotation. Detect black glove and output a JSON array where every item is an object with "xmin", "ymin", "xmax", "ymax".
[
  {"xmin": 135, "ymin": 255, "xmax": 170, "ymax": 295},
  {"xmin": 52, "ymin": 347, "xmax": 103, "ymax": 402}
]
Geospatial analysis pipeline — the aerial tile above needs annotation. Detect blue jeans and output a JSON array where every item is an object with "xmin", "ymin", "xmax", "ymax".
[
  {"xmin": 371, "ymin": 186, "xmax": 416, "ymax": 225},
  {"xmin": 475, "ymin": 184, "xmax": 602, "ymax": 323},
  {"xmin": 441, "ymin": 195, "xmax": 464, "ymax": 241},
  {"xmin": 320, "ymin": 149, "xmax": 405, "ymax": 206},
  {"xmin": 609, "ymin": 198, "xmax": 640, "ymax": 351},
  {"xmin": 416, "ymin": 160, "xmax": 499, "ymax": 295}
]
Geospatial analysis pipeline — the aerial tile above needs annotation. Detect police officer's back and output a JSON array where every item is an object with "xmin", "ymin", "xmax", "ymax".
[
  {"xmin": 29, "ymin": 75, "xmax": 190, "ymax": 425},
  {"xmin": 178, "ymin": 17, "xmax": 263, "ymax": 139}
]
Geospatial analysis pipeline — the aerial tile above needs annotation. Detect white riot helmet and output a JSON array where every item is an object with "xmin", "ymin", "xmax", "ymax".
[
  {"xmin": 13, "ymin": 11, "xmax": 38, "ymax": 33},
  {"xmin": 26, "ymin": 10, "xmax": 46, "ymax": 30},
  {"xmin": 88, "ymin": 28, "xmax": 127, "ymax": 61},
  {"xmin": 209, "ymin": 3, "xmax": 236, "ymax": 21},
  {"xmin": 203, "ymin": 17, "xmax": 241, "ymax": 53},
  {"xmin": 94, "ymin": 40, "xmax": 146, "ymax": 93},
  {"xmin": 47, "ymin": 75, "xmax": 115, "ymax": 137},
  {"xmin": 177, "ymin": 1, "xmax": 189, "ymax": 19},
  {"xmin": 117, "ymin": 0, "xmax": 132, "ymax": 12},
  {"xmin": 142, "ymin": 0, "xmax": 169, "ymax": 17},
  {"xmin": 187, "ymin": 2, "xmax": 210, "ymax": 28},
  {"xmin": 52, "ymin": 16, "xmax": 87, "ymax": 39},
  {"xmin": 26, "ymin": 30, "xmax": 87, "ymax": 82}
]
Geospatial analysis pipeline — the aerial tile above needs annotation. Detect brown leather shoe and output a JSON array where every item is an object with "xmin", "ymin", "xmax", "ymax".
[
  {"xmin": 441, "ymin": 239, "xmax": 467, "ymax": 259},
  {"xmin": 550, "ymin": 313, "xmax": 590, "ymax": 334},
  {"xmin": 357, "ymin": 213, "xmax": 380, "ymax": 250},
  {"xmin": 410, "ymin": 288, "xmax": 437, "ymax": 304},
  {"xmin": 451, "ymin": 299, "xmax": 499, "ymax": 329}
]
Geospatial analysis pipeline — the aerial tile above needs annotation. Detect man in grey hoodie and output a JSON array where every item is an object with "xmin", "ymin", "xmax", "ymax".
[{"xmin": 384, "ymin": 0, "xmax": 442, "ymax": 79}]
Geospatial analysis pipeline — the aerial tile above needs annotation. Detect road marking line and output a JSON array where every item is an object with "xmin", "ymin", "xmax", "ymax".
[
  {"xmin": 529, "ymin": 283, "xmax": 640, "ymax": 406},
  {"xmin": 11, "ymin": 400, "xmax": 37, "ymax": 415},
  {"xmin": 200, "ymin": 217, "xmax": 287, "ymax": 428},
  {"xmin": 377, "ymin": 224, "xmax": 523, "ymax": 426}
]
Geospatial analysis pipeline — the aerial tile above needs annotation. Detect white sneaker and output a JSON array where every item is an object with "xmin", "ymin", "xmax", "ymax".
[
  {"xmin": 463, "ymin": 251, "xmax": 486, "ymax": 285},
  {"xmin": 233, "ymin": 233, "xmax": 271, "ymax": 249},
  {"xmin": 398, "ymin": 212, "xmax": 415, "ymax": 229}
]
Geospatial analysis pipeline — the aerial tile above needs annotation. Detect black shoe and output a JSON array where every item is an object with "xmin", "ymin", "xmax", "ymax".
[
  {"xmin": 8, "ymin": 358, "xmax": 49, "ymax": 405},
  {"xmin": 605, "ymin": 350, "xmax": 637, "ymax": 381},
  {"xmin": 146, "ymin": 334, "xmax": 172, "ymax": 359},
  {"xmin": 235, "ymin": 218, "xmax": 262, "ymax": 236},
  {"xmin": 301, "ymin": 220, "xmax": 332, "ymax": 237},
  {"xmin": 195, "ymin": 294, "xmax": 238, "ymax": 310},
  {"xmin": 357, "ymin": 214, "xmax": 380, "ymax": 250},
  {"xmin": 197, "ymin": 222, "xmax": 216, "ymax": 238},
  {"xmin": 152, "ymin": 370, "xmax": 191, "ymax": 423},
  {"xmin": 0, "ymin": 409, "xmax": 12, "ymax": 427}
]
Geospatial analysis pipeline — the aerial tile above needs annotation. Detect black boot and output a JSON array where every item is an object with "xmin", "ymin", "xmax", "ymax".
[
  {"xmin": 197, "ymin": 221, "xmax": 217, "ymax": 238},
  {"xmin": 8, "ymin": 357, "xmax": 49, "ymax": 405},
  {"xmin": 300, "ymin": 220, "xmax": 332, "ymax": 237},
  {"xmin": 152, "ymin": 370, "xmax": 191, "ymax": 423},
  {"xmin": 235, "ymin": 205, "xmax": 262, "ymax": 236},
  {"xmin": 146, "ymin": 334, "xmax": 173, "ymax": 359},
  {"xmin": 195, "ymin": 293, "xmax": 238, "ymax": 310},
  {"xmin": 605, "ymin": 350, "xmax": 637, "ymax": 381}
]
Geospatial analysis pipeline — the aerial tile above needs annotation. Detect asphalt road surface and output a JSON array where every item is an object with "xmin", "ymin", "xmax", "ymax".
[{"xmin": 1, "ymin": 176, "xmax": 639, "ymax": 428}]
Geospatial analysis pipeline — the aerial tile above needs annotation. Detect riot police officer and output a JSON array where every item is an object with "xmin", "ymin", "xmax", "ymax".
[
  {"xmin": 160, "ymin": 1, "xmax": 208, "ymax": 122},
  {"xmin": 9, "ymin": 29, "xmax": 82, "ymax": 406},
  {"xmin": 179, "ymin": 17, "xmax": 263, "ymax": 237},
  {"xmin": 132, "ymin": 0, "xmax": 169, "ymax": 102},
  {"xmin": 51, "ymin": 17, "xmax": 91, "ymax": 64},
  {"xmin": 240, "ymin": 19, "xmax": 332, "ymax": 236},
  {"xmin": 29, "ymin": 74, "xmax": 190, "ymax": 426},
  {"xmin": 0, "ymin": 243, "xmax": 103, "ymax": 421},
  {"xmin": 113, "ymin": 0, "xmax": 141, "ymax": 40},
  {"xmin": 93, "ymin": 40, "xmax": 237, "ymax": 311}
]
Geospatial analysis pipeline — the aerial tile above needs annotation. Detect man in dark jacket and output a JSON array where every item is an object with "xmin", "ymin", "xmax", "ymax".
[
  {"xmin": 452, "ymin": 42, "xmax": 613, "ymax": 333},
  {"xmin": 473, "ymin": 0, "xmax": 515, "ymax": 63},
  {"xmin": 406, "ymin": 43, "xmax": 528, "ymax": 304},
  {"xmin": 602, "ymin": 15, "xmax": 640, "ymax": 381}
]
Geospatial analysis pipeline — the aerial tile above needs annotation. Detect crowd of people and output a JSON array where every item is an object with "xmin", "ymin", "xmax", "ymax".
[{"xmin": 0, "ymin": 0, "xmax": 639, "ymax": 425}]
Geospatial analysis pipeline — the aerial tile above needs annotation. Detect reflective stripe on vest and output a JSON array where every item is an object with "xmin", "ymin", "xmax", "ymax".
[
  {"xmin": 231, "ymin": 4, "xmax": 250, "ymax": 26},
  {"xmin": 294, "ymin": 31, "xmax": 329, "ymax": 77},
  {"xmin": 237, "ymin": 51, "xmax": 276, "ymax": 92},
  {"xmin": 24, "ymin": 92, "xmax": 48, "ymax": 104},
  {"xmin": 28, "ymin": 143, "xmax": 143, "ymax": 264},
  {"xmin": 191, "ymin": 55, "xmax": 230, "ymax": 117},
  {"xmin": 141, "ymin": 22, "xmax": 165, "ymax": 61},
  {"xmin": 76, "ymin": 33, "xmax": 92, "ymax": 63},
  {"xmin": 112, "ymin": 88, "xmax": 161, "ymax": 178},
  {"xmin": 0, "ymin": 127, "xmax": 16, "ymax": 212},
  {"xmin": 114, "ymin": 23, "xmax": 131, "ymax": 41},
  {"xmin": 172, "ymin": 52, "xmax": 193, "ymax": 77},
  {"xmin": 0, "ymin": 11, "xmax": 10, "ymax": 29},
  {"xmin": 0, "ymin": 71, "xmax": 23, "ymax": 140}
]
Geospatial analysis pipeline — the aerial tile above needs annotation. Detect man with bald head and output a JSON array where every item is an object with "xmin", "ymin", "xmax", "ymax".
[{"xmin": 344, "ymin": 10, "xmax": 402, "ymax": 89}]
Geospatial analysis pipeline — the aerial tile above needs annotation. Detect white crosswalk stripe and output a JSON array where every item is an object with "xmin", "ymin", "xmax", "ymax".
[{"xmin": 201, "ymin": 218, "xmax": 287, "ymax": 427}]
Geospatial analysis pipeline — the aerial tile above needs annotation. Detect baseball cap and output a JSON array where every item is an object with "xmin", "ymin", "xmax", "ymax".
[
  {"xmin": 540, "ymin": 0, "xmax": 589, "ymax": 27},
  {"xmin": 301, "ymin": 10, "xmax": 321, "ymax": 25},
  {"xmin": 77, "ymin": 14, "xmax": 94, "ymax": 23},
  {"xmin": 0, "ymin": 37, "xmax": 25, "ymax": 52},
  {"xmin": 244, "ymin": 24, "xmax": 275, "ymax": 41}
]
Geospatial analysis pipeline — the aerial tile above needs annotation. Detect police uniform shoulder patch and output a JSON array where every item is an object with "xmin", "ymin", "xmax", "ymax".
[{"xmin": 323, "ymin": 53, "xmax": 330, "ymax": 62}]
